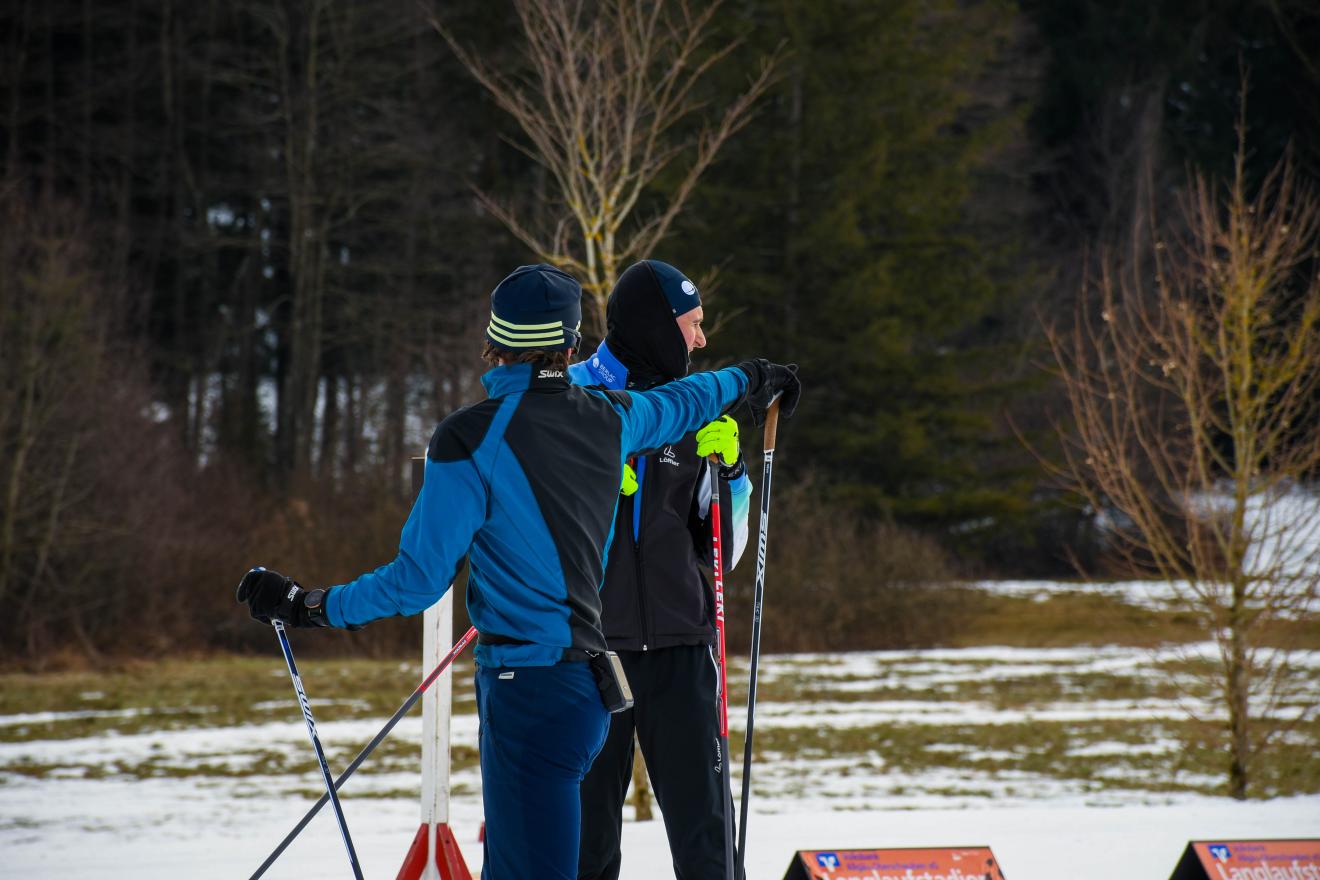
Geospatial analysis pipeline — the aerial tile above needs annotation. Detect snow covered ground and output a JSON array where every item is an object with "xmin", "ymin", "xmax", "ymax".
[
  {"xmin": 2, "ymin": 644, "xmax": 1317, "ymax": 879},
  {"xmin": 3, "ymin": 780, "xmax": 1317, "ymax": 879}
]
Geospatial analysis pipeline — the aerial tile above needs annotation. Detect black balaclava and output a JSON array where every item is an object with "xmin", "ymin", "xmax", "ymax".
[{"xmin": 604, "ymin": 260, "xmax": 700, "ymax": 387}]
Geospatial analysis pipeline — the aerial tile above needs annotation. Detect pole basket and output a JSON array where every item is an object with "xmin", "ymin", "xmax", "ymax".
[{"xmin": 396, "ymin": 823, "xmax": 473, "ymax": 880}]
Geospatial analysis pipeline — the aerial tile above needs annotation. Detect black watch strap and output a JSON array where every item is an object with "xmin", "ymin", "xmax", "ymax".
[{"xmin": 303, "ymin": 588, "xmax": 330, "ymax": 627}]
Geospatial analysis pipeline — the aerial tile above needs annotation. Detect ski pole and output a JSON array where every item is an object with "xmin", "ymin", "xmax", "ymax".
[
  {"xmin": 271, "ymin": 619, "xmax": 365, "ymax": 880},
  {"xmin": 736, "ymin": 396, "xmax": 780, "ymax": 879},
  {"xmin": 250, "ymin": 624, "xmax": 478, "ymax": 880},
  {"xmin": 707, "ymin": 456, "xmax": 736, "ymax": 880}
]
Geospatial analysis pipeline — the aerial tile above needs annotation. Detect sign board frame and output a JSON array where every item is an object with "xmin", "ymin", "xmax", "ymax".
[
  {"xmin": 783, "ymin": 846, "xmax": 1007, "ymax": 880},
  {"xmin": 1169, "ymin": 839, "xmax": 1320, "ymax": 880}
]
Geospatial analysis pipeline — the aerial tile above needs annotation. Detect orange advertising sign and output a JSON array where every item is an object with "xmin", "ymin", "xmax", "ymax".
[
  {"xmin": 1169, "ymin": 840, "xmax": 1320, "ymax": 880},
  {"xmin": 783, "ymin": 846, "xmax": 1006, "ymax": 880}
]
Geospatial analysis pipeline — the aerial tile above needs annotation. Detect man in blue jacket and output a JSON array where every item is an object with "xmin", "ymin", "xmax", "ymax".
[
  {"xmin": 571, "ymin": 260, "xmax": 751, "ymax": 880},
  {"xmin": 236, "ymin": 264, "xmax": 799, "ymax": 880}
]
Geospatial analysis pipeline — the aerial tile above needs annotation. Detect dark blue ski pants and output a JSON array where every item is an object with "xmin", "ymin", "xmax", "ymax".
[{"xmin": 476, "ymin": 661, "xmax": 610, "ymax": 880}]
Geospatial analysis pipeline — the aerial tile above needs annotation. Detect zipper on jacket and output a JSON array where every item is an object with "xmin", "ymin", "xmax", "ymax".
[{"xmin": 631, "ymin": 455, "xmax": 652, "ymax": 651}]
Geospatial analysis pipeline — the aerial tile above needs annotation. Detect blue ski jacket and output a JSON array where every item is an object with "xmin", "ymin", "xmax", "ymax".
[{"xmin": 324, "ymin": 361, "xmax": 747, "ymax": 668}]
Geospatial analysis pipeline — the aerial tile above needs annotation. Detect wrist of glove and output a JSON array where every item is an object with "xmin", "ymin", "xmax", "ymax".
[
  {"xmin": 736, "ymin": 359, "xmax": 801, "ymax": 426},
  {"xmin": 236, "ymin": 567, "xmax": 331, "ymax": 628},
  {"xmin": 718, "ymin": 458, "xmax": 746, "ymax": 480}
]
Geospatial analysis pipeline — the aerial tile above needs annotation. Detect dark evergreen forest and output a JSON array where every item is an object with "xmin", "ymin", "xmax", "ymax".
[{"xmin": 2, "ymin": 0, "xmax": 1316, "ymax": 662}]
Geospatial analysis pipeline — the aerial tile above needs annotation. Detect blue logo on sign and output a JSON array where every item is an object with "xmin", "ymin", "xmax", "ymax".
[
  {"xmin": 815, "ymin": 853, "xmax": 841, "ymax": 869},
  {"xmin": 1209, "ymin": 845, "xmax": 1231, "ymax": 862}
]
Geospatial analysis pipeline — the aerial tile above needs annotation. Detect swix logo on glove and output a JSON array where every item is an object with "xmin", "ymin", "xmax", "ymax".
[
  {"xmin": 537, "ymin": 369, "xmax": 565, "ymax": 379},
  {"xmin": 286, "ymin": 585, "xmax": 300, "ymax": 601}
]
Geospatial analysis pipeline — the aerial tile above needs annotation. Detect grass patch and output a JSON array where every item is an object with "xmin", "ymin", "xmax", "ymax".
[
  {"xmin": 952, "ymin": 589, "xmax": 1320, "ymax": 650},
  {"xmin": 0, "ymin": 656, "xmax": 477, "ymax": 743},
  {"xmin": 952, "ymin": 591, "xmax": 1202, "ymax": 647}
]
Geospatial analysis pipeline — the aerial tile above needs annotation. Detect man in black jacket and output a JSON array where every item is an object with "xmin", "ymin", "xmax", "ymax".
[{"xmin": 569, "ymin": 260, "xmax": 751, "ymax": 880}]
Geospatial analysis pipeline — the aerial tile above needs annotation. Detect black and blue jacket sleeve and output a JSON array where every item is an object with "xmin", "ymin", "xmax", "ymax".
[{"xmin": 325, "ymin": 416, "xmax": 487, "ymax": 629}]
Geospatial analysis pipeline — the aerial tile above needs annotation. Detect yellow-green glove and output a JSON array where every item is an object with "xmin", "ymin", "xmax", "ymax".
[
  {"xmin": 621, "ymin": 462, "xmax": 638, "ymax": 496},
  {"xmin": 696, "ymin": 415, "xmax": 740, "ymax": 466}
]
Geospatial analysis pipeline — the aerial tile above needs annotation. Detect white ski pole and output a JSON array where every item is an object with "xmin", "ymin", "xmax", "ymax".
[
  {"xmin": 251, "ymin": 624, "xmax": 477, "ymax": 880},
  {"xmin": 737, "ymin": 396, "xmax": 780, "ymax": 878},
  {"xmin": 272, "ymin": 619, "xmax": 365, "ymax": 880}
]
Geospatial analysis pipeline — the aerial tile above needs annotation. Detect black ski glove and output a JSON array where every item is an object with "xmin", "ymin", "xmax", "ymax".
[
  {"xmin": 736, "ymin": 359, "xmax": 802, "ymax": 425},
  {"xmin": 236, "ymin": 567, "xmax": 330, "ymax": 628}
]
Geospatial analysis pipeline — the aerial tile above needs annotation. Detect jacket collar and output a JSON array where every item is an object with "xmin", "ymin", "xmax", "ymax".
[
  {"xmin": 581, "ymin": 340, "xmax": 629, "ymax": 390},
  {"xmin": 481, "ymin": 362, "xmax": 571, "ymax": 398}
]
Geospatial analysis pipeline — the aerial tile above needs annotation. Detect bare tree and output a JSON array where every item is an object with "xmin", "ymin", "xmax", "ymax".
[
  {"xmin": 0, "ymin": 193, "xmax": 106, "ymax": 622},
  {"xmin": 434, "ymin": 1, "xmax": 777, "ymax": 818},
  {"xmin": 434, "ymin": 0, "xmax": 778, "ymax": 338},
  {"xmin": 1043, "ymin": 106, "xmax": 1320, "ymax": 799}
]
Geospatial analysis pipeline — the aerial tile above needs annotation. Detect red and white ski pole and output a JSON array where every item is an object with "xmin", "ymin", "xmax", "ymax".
[
  {"xmin": 249, "ymin": 624, "xmax": 478, "ymax": 880},
  {"xmin": 707, "ymin": 455, "xmax": 736, "ymax": 880}
]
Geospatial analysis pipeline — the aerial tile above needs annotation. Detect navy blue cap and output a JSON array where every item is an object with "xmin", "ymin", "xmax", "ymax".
[
  {"xmin": 485, "ymin": 264, "xmax": 583, "ymax": 351},
  {"xmin": 644, "ymin": 260, "xmax": 701, "ymax": 317}
]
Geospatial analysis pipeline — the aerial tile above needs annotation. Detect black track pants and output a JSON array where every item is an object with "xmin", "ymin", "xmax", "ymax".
[{"xmin": 577, "ymin": 645, "xmax": 742, "ymax": 880}]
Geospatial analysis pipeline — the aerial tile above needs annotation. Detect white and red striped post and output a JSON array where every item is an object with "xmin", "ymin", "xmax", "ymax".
[{"xmin": 397, "ymin": 458, "xmax": 473, "ymax": 880}]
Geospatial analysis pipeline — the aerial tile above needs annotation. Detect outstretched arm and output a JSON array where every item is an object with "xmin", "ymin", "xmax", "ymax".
[
  {"xmin": 609, "ymin": 367, "xmax": 748, "ymax": 456},
  {"xmin": 326, "ymin": 444, "xmax": 486, "ymax": 628}
]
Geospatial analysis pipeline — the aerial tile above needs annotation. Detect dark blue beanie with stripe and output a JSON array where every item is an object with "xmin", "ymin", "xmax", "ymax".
[{"xmin": 485, "ymin": 264, "xmax": 583, "ymax": 352}]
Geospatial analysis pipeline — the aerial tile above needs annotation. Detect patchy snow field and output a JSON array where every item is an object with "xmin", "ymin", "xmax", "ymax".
[
  {"xmin": 2, "ymin": 643, "xmax": 1317, "ymax": 879},
  {"xmin": 975, "ymin": 578, "xmax": 1320, "ymax": 615}
]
